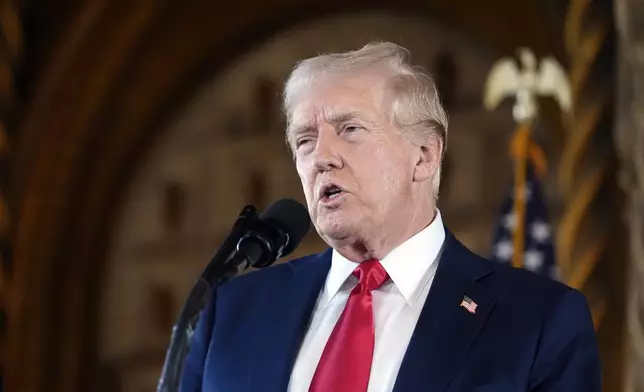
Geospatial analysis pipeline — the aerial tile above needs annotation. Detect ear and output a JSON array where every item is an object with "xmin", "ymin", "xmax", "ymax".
[{"xmin": 413, "ymin": 136, "xmax": 442, "ymax": 183}]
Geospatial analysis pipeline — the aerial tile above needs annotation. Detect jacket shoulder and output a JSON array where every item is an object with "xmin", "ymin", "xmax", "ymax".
[
  {"xmin": 474, "ymin": 252, "xmax": 578, "ymax": 314},
  {"xmin": 447, "ymin": 232, "xmax": 572, "ymax": 303},
  {"xmin": 497, "ymin": 260, "xmax": 569, "ymax": 297}
]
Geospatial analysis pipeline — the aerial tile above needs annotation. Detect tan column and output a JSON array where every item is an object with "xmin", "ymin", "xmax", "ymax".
[{"xmin": 615, "ymin": 1, "xmax": 644, "ymax": 391}]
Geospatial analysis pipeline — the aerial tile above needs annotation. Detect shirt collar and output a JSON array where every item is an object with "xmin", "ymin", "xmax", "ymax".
[{"xmin": 321, "ymin": 210, "xmax": 446, "ymax": 307}]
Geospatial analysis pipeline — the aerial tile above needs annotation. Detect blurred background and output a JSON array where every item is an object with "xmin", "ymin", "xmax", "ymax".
[{"xmin": 1, "ymin": 0, "xmax": 643, "ymax": 391}]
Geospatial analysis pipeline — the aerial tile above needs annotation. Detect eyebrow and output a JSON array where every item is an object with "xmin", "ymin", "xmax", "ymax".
[
  {"xmin": 291, "ymin": 110, "xmax": 372, "ymax": 136},
  {"xmin": 327, "ymin": 111, "xmax": 364, "ymax": 125}
]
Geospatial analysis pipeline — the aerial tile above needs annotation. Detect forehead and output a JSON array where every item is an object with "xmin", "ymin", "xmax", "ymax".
[{"xmin": 289, "ymin": 73, "xmax": 390, "ymax": 127}]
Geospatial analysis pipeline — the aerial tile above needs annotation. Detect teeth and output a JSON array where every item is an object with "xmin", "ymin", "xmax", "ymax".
[{"xmin": 324, "ymin": 186, "xmax": 341, "ymax": 198}]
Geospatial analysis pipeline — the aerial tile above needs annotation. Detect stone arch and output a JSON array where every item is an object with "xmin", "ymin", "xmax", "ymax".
[{"xmin": 7, "ymin": 1, "xmax": 572, "ymax": 392}]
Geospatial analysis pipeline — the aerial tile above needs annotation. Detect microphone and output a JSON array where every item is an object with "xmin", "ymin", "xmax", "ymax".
[
  {"xmin": 157, "ymin": 198, "xmax": 310, "ymax": 392},
  {"xmin": 236, "ymin": 198, "xmax": 312, "ymax": 269},
  {"xmin": 199, "ymin": 198, "xmax": 311, "ymax": 286}
]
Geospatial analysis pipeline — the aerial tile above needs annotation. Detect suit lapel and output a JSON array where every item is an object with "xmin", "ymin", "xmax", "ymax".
[
  {"xmin": 393, "ymin": 231, "xmax": 497, "ymax": 392},
  {"xmin": 249, "ymin": 249, "xmax": 332, "ymax": 392}
]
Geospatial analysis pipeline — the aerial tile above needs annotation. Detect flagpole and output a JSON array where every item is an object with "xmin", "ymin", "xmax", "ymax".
[
  {"xmin": 509, "ymin": 122, "xmax": 531, "ymax": 268},
  {"xmin": 508, "ymin": 120, "xmax": 550, "ymax": 269}
]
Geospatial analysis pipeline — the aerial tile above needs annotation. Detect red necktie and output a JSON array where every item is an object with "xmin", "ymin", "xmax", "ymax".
[{"xmin": 309, "ymin": 259, "xmax": 389, "ymax": 392}]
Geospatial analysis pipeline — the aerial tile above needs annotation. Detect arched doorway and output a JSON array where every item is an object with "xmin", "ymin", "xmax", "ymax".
[
  {"xmin": 99, "ymin": 11, "xmax": 521, "ymax": 391},
  {"xmin": 8, "ymin": 1, "xmax": 592, "ymax": 392}
]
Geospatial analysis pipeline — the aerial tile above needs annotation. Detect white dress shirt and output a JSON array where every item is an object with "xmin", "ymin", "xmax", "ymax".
[{"xmin": 288, "ymin": 211, "xmax": 446, "ymax": 392}]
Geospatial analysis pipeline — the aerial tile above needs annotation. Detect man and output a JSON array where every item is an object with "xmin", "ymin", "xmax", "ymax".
[{"xmin": 179, "ymin": 42, "xmax": 601, "ymax": 391}]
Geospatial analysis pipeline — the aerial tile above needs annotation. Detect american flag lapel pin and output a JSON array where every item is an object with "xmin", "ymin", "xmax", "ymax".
[{"xmin": 460, "ymin": 295, "xmax": 478, "ymax": 314}]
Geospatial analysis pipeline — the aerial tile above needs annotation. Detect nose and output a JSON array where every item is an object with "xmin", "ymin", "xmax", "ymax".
[{"xmin": 313, "ymin": 126, "xmax": 343, "ymax": 172}]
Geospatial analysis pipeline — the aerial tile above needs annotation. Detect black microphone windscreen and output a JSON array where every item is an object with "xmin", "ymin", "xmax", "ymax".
[{"xmin": 260, "ymin": 198, "xmax": 311, "ymax": 257}]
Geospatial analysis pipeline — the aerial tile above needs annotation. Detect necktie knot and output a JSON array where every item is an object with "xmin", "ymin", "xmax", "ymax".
[{"xmin": 352, "ymin": 259, "xmax": 389, "ymax": 291}]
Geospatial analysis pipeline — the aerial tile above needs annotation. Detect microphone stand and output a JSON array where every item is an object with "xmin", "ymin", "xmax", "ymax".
[{"xmin": 156, "ymin": 205, "xmax": 264, "ymax": 392}]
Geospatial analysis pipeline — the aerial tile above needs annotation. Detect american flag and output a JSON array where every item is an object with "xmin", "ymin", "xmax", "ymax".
[
  {"xmin": 460, "ymin": 295, "xmax": 478, "ymax": 314},
  {"xmin": 490, "ymin": 157, "xmax": 557, "ymax": 280}
]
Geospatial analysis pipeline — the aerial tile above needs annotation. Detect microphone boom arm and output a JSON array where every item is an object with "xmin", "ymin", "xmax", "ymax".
[
  {"xmin": 156, "ymin": 205, "xmax": 263, "ymax": 392},
  {"xmin": 156, "ymin": 198, "xmax": 310, "ymax": 392}
]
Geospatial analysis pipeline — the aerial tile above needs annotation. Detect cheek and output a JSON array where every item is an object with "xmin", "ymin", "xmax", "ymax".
[
  {"xmin": 296, "ymin": 164, "xmax": 314, "ymax": 196},
  {"xmin": 372, "ymin": 151, "xmax": 411, "ymax": 194}
]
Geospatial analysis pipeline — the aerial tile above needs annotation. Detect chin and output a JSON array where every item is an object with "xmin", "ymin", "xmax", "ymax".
[{"xmin": 317, "ymin": 218, "xmax": 354, "ymax": 242}]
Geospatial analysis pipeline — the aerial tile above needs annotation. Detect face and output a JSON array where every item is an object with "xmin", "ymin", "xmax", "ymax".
[{"xmin": 289, "ymin": 71, "xmax": 434, "ymax": 246}]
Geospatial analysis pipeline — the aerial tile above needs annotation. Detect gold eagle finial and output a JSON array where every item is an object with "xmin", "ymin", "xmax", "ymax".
[{"xmin": 484, "ymin": 47, "xmax": 572, "ymax": 124}]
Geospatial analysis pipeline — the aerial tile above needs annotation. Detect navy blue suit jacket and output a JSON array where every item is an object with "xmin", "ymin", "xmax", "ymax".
[{"xmin": 179, "ymin": 230, "xmax": 601, "ymax": 391}]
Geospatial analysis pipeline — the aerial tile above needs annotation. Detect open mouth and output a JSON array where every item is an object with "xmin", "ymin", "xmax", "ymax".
[{"xmin": 320, "ymin": 184, "xmax": 343, "ymax": 201}]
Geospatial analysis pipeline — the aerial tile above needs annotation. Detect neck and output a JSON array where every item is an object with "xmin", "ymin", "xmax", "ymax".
[{"xmin": 332, "ymin": 205, "xmax": 437, "ymax": 262}]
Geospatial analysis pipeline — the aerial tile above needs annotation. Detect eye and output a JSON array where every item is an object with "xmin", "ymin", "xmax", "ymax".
[
  {"xmin": 342, "ymin": 125, "xmax": 362, "ymax": 134},
  {"xmin": 295, "ymin": 138, "xmax": 312, "ymax": 148}
]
